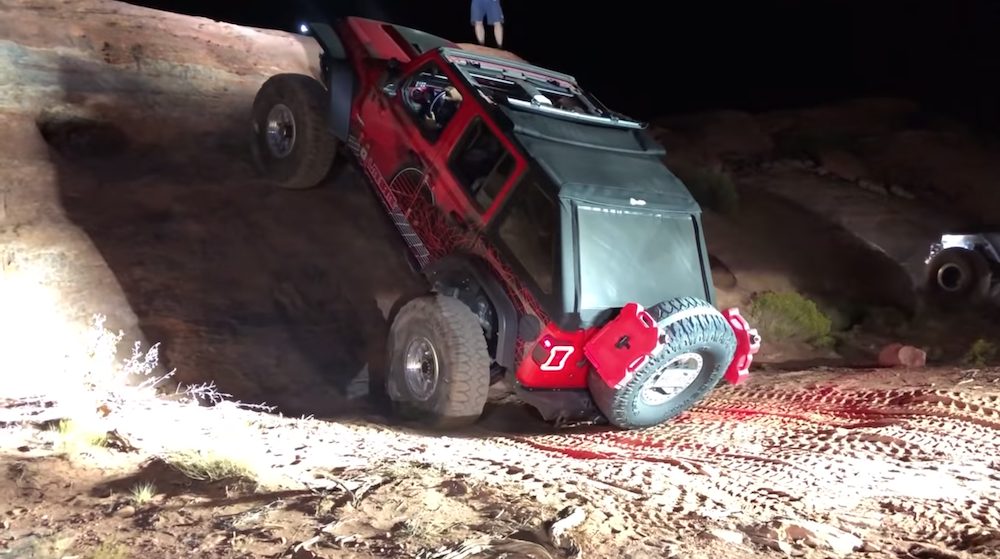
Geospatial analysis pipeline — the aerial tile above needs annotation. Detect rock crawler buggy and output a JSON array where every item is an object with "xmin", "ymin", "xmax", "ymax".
[
  {"xmin": 924, "ymin": 233, "xmax": 1000, "ymax": 305},
  {"xmin": 250, "ymin": 17, "xmax": 761, "ymax": 429}
]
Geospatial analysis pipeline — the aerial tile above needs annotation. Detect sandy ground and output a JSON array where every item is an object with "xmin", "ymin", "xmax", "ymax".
[
  {"xmin": 4, "ymin": 0, "xmax": 1000, "ymax": 558},
  {"xmin": 6, "ymin": 364, "xmax": 1000, "ymax": 558}
]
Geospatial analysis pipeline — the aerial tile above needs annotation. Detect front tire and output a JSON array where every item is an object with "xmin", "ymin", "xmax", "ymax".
[
  {"xmin": 251, "ymin": 73, "xmax": 337, "ymax": 190},
  {"xmin": 588, "ymin": 297, "xmax": 737, "ymax": 430},
  {"xmin": 386, "ymin": 295, "xmax": 491, "ymax": 429}
]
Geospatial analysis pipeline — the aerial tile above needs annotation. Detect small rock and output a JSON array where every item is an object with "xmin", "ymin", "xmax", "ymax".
[
  {"xmin": 702, "ymin": 528, "xmax": 745, "ymax": 545},
  {"xmin": 907, "ymin": 542, "xmax": 965, "ymax": 559},
  {"xmin": 753, "ymin": 518, "xmax": 863, "ymax": 556},
  {"xmin": 750, "ymin": 536, "xmax": 796, "ymax": 554},
  {"xmin": 438, "ymin": 479, "xmax": 468, "ymax": 497},
  {"xmin": 878, "ymin": 343, "xmax": 927, "ymax": 368},
  {"xmin": 114, "ymin": 505, "xmax": 136, "ymax": 518},
  {"xmin": 606, "ymin": 515, "xmax": 627, "ymax": 534},
  {"xmin": 859, "ymin": 541, "xmax": 883, "ymax": 553}
]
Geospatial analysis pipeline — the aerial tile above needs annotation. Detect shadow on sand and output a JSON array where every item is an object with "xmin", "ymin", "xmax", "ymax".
[{"xmin": 39, "ymin": 55, "xmax": 424, "ymax": 421}]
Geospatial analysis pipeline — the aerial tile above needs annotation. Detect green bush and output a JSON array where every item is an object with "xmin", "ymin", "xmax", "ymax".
[
  {"xmin": 676, "ymin": 167, "xmax": 739, "ymax": 215},
  {"xmin": 964, "ymin": 338, "xmax": 997, "ymax": 367},
  {"xmin": 746, "ymin": 291, "xmax": 833, "ymax": 345}
]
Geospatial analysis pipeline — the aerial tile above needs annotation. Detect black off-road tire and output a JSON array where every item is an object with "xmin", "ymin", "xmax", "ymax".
[
  {"xmin": 588, "ymin": 297, "xmax": 738, "ymax": 430},
  {"xmin": 386, "ymin": 295, "xmax": 491, "ymax": 430},
  {"xmin": 924, "ymin": 247, "xmax": 991, "ymax": 306},
  {"xmin": 251, "ymin": 73, "xmax": 337, "ymax": 190}
]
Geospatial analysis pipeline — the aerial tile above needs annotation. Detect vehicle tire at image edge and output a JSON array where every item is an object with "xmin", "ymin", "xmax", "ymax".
[
  {"xmin": 588, "ymin": 297, "xmax": 738, "ymax": 430},
  {"xmin": 251, "ymin": 73, "xmax": 338, "ymax": 190},
  {"xmin": 924, "ymin": 247, "xmax": 991, "ymax": 304},
  {"xmin": 386, "ymin": 295, "xmax": 491, "ymax": 429}
]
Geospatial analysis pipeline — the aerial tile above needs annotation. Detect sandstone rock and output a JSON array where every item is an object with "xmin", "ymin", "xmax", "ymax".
[
  {"xmin": 658, "ymin": 110, "xmax": 773, "ymax": 161},
  {"xmin": 889, "ymin": 184, "xmax": 917, "ymax": 199},
  {"xmin": 818, "ymin": 148, "xmax": 868, "ymax": 182},
  {"xmin": 857, "ymin": 178, "xmax": 889, "ymax": 196},
  {"xmin": 757, "ymin": 97, "xmax": 919, "ymax": 139},
  {"xmin": 872, "ymin": 129, "xmax": 1000, "ymax": 224},
  {"xmin": 878, "ymin": 343, "xmax": 927, "ymax": 368}
]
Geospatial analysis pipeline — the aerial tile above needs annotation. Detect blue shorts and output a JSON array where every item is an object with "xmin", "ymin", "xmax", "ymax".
[{"xmin": 471, "ymin": 0, "xmax": 503, "ymax": 25}]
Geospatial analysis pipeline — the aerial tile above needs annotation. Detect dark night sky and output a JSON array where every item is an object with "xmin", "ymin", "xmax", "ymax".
[{"xmin": 127, "ymin": 0, "xmax": 1000, "ymax": 129}]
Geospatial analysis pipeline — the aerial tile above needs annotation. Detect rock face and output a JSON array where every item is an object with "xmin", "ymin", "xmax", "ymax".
[
  {"xmin": 0, "ymin": 0, "xmax": 416, "ymax": 412},
  {"xmin": 654, "ymin": 94, "xmax": 1000, "ymax": 314}
]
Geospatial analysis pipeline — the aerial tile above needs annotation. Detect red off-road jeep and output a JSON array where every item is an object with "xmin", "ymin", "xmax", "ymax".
[{"xmin": 250, "ymin": 17, "xmax": 761, "ymax": 429}]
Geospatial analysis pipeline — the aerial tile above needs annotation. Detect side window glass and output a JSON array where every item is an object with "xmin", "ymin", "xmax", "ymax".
[
  {"xmin": 495, "ymin": 178, "xmax": 556, "ymax": 294},
  {"xmin": 400, "ymin": 63, "xmax": 463, "ymax": 143},
  {"xmin": 448, "ymin": 118, "xmax": 516, "ymax": 210}
]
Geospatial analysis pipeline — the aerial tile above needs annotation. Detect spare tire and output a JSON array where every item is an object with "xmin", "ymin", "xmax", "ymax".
[
  {"xmin": 924, "ymin": 247, "xmax": 991, "ymax": 305},
  {"xmin": 251, "ymin": 73, "xmax": 337, "ymax": 190},
  {"xmin": 588, "ymin": 297, "xmax": 737, "ymax": 430}
]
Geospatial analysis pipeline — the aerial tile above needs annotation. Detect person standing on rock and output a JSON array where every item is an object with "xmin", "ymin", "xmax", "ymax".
[{"xmin": 471, "ymin": 0, "xmax": 504, "ymax": 49}]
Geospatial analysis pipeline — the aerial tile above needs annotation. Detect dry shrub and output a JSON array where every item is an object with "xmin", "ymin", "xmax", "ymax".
[
  {"xmin": 965, "ymin": 338, "xmax": 997, "ymax": 367},
  {"xmin": 747, "ymin": 291, "xmax": 833, "ymax": 346}
]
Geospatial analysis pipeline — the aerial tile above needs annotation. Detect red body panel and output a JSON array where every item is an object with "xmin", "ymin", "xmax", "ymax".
[
  {"xmin": 516, "ymin": 322, "xmax": 591, "ymax": 389},
  {"xmin": 334, "ymin": 19, "xmax": 551, "ymax": 375}
]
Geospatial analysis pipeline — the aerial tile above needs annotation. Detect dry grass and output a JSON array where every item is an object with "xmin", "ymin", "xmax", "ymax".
[
  {"xmin": 128, "ymin": 480, "xmax": 157, "ymax": 505},
  {"xmin": 91, "ymin": 540, "xmax": 129, "ymax": 559},
  {"xmin": 46, "ymin": 417, "xmax": 108, "ymax": 454},
  {"xmin": 163, "ymin": 448, "xmax": 257, "ymax": 483}
]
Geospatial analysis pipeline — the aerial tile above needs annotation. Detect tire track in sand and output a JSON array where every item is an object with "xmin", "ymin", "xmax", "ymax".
[
  {"xmin": 465, "ymin": 386, "xmax": 1000, "ymax": 548},
  {"xmin": 254, "ymin": 383, "xmax": 1000, "ymax": 548}
]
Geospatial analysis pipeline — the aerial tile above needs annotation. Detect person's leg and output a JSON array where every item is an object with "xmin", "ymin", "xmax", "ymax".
[
  {"xmin": 485, "ymin": 0, "xmax": 504, "ymax": 48},
  {"xmin": 471, "ymin": 0, "xmax": 487, "ymax": 45}
]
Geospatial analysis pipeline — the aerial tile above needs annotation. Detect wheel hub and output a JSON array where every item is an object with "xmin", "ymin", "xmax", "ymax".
[
  {"xmin": 639, "ymin": 352, "xmax": 704, "ymax": 406},
  {"xmin": 937, "ymin": 263, "xmax": 964, "ymax": 292},
  {"xmin": 265, "ymin": 104, "xmax": 296, "ymax": 159},
  {"xmin": 403, "ymin": 336, "xmax": 439, "ymax": 402}
]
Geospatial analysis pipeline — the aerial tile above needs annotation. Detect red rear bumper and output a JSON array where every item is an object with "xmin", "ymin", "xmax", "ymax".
[{"xmin": 583, "ymin": 303, "xmax": 761, "ymax": 390}]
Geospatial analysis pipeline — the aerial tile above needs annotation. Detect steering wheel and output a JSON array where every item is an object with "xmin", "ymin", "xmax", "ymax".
[{"xmin": 428, "ymin": 90, "xmax": 447, "ymax": 121}]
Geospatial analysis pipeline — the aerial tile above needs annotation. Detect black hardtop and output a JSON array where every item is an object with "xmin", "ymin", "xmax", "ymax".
[{"xmin": 498, "ymin": 107, "xmax": 702, "ymax": 213}]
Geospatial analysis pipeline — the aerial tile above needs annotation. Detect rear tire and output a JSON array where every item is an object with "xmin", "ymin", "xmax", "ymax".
[
  {"xmin": 251, "ymin": 73, "xmax": 337, "ymax": 190},
  {"xmin": 386, "ymin": 295, "xmax": 490, "ymax": 430},
  {"xmin": 588, "ymin": 297, "xmax": 737, "ymax": 430},
  {"xmin": 924, "ymin": 247, "xmax": 991, "ymax": 306}
]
